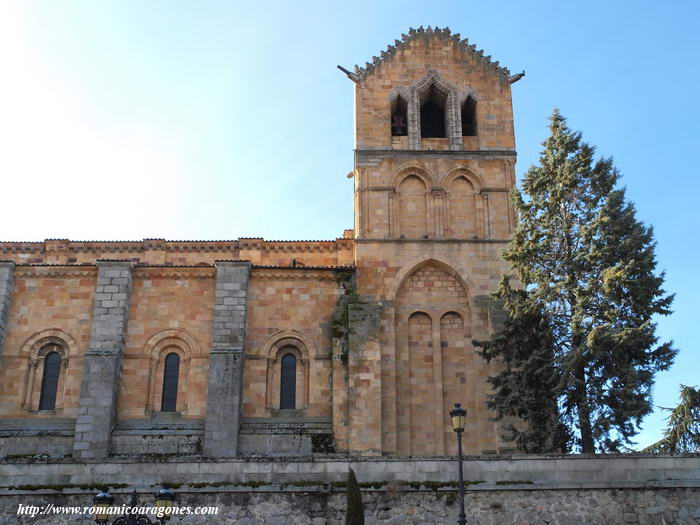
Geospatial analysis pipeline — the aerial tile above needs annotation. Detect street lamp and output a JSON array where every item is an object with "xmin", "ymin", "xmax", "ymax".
[
  {"xmin": 93, "ymin": 491, "xmax": 114, "ymax": 523},
  {"xmin": 450, "ymin": 403, "xmax": 467, "ymax": 525},
  {"xmin": 155, "ymin": 488, "xmax": 176, "ymax": 522},
  {"xmin": 93, "ymin": 488, "xmax": 176, "ymax": 524}
]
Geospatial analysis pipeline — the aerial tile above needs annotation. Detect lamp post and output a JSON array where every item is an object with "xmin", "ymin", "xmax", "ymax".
[
  {"xmin": 154, "ymin": 488, "xmax": 176, "ymax": 523},
  {"xmin": 93, "ymin": 488, "xmax": 176, "ymax": 524},
  {"xmin": 450, "ymin": 403, "xmax": 467, "ymax": 525}
]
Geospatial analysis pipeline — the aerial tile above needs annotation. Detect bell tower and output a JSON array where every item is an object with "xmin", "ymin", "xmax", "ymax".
[{"xmin": 342, "ymin": 27, "xmax": 523, "ymax": 456}]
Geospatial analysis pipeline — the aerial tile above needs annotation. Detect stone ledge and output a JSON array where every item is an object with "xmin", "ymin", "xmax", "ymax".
[{"xmin": 0, "ymin": 455, "xmax": 698, "ymax": 488}]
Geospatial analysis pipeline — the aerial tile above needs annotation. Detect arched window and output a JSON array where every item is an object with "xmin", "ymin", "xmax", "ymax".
[
  {"xmin": 461, "ymin": 96, "xmax": 477, "ymax": 136},
  {"xmin": 391, "ymin": 94, "xmax": 408, "ymax": 136},
  {"xmin": 420, "ymin": 85, "xmax": 447, "ymax": 138},
  {"xmin": 38, "ymin": 351, "xmax": 61, "ymax": 411},
  {"xmin": 161, "ymin": 352, "xmax": 180, "ymax": 412},
  {"xmin": 280, "ymin": 353, "xmax": 297, "ymax": 409}
]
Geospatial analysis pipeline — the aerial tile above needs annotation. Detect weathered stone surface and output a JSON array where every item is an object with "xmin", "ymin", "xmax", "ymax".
[
  {"xmin": 0, "ymin": 485, "xmax": 699, "ymax": 524},
  {"xmin": 73, "ymin": 262, "xmax": 134, "ymax": 460},
  {"xmin": 3, "ymin": 455, "xmax": 698, "ymax": 488},
  {"xmin": 0, "ymin": 261, "xmax": 15, "ymax": 361},
  {"xmin": 347, "ymin": 301, "xmax": 384, "ymax": 456},
  {"xmin": 203, "ymin": 262, "xmax": 251, "ymax": 458}
]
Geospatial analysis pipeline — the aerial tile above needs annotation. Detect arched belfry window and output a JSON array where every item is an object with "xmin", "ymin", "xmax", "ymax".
[
  {"xmin": 161, "ymin": 352, "xmax": 180, "ymax": 412},
  {"xmin": 38, "ymin": 351, "xmax": 61, "ymax": 411},
  {"xmin": 391, "ymin": 95, "xmax": 408, "ymax": 136},
  {"xmin": 461, "ymin": 96, "xmax": 477, "ymax": 136},
  {"xmin": 420, "ymin": 85, "xmax": 447, "ymax": 138},
  {"xmin": 280, "ymin": 353, "xmax": 297, "ymax": 409}
]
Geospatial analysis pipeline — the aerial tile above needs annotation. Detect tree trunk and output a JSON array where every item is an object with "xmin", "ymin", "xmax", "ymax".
[{"xmin": 575, "ymin": 364, "xmax": 595, "ymax": 453}]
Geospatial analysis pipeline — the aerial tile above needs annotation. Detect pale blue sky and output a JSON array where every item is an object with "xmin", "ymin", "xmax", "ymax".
[{"xmin": 1, "ymin": 0, "xmax": 697, "ymax": 450}]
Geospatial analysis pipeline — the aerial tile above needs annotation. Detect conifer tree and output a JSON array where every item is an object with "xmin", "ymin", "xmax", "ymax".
[
  {"xmin": 345, "ymin": 468, "xmax": 364, "ymax": 525},
  {"xmin": 483, "ymin": 110, "xmax": 676, "ymax": 453},
  {"xmin": 475, "ymin": 280, "xmax": 571, "ymax": 453},
  {"xmin": 643, "ymin": 385, "xmax": 700, "ymax": 453}
]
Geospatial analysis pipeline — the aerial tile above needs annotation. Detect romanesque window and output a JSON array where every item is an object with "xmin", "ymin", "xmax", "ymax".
[
  {"xmin": 420, "ymin": 85, "xmax": 447, "ymax": 138},
  {"xmin": 263, "ymin": 337, "xmax": 309, "ymax": 413},
  {"xmin": 461, "ymin": 96, "xmax": 477, "ymax": 136},
  {"xmin": 391, "ymin": 95, "xmax": 408, "ymax": 136},
  {"xmin": 22, "ymin": 334, "xmax": 70, "ymax": 413},
  {"xmin": 38, "ymin": 351, "xmax": 61, "ymax": 411},
  {"xmin": 160, "ymin": 352, "xmax": 180, "ymax": 412},
  {"xmin": 142, "ymin": 331, "xmax": 197, "ymax": 418},
  {"xmin": 280, "ymin": 353, "xmax": 297, "ymax": 409}
]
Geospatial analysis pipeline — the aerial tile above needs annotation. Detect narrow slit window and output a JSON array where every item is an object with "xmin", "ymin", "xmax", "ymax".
[
  {"xmin": 38, "ymin": 351, "xmax": 61, "ymax": 411},
  {"xmin": 161, "ymin": 352, "xmax": 180, "ymax": 412},
  {"xmin": 280, "ymin": 353, "xmax": 297, "ymax": 409},
  {"xmin": 461, "ymin": 96, "xmax": 477, "ymax": 136},
  {"xmin": 420, "ymin": 85, "xmax": 447, "ymax": 138},
  {"xmin": 391, "ymin": 95, "xmax": 408, "ymax": 136}
]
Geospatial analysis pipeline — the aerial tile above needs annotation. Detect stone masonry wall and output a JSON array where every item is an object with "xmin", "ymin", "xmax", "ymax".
[
  {"xmin": 0, "ymin": 266, "xmax": 96, "ymax": 418},
  {"xmin": 0, "ymin": 456, "xmax": 699, "ymax": 524},
  {"xmin": 73, "ymin": 262, "xmax": 134, "ymax": 460},
  {"xmin": 243, "ymin": 268, "xmax": 340, "ymax": 419},
  {"xmin": 118, "ymin": 267, "xmax": 215, "ymax": 420},
  {"xmin": 203, "ymin": 261, "xmax": 251, "ymax": 458},
  {"xmin": 0, "ymin": 262, "xmax": 14, "ymax": 361},
  {"xmin": 1, "ymin": 486, "xmax": 699, "ymax": 524}
]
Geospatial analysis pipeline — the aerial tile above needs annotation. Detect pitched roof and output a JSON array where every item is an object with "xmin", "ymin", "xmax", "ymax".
[{"xmin": 353, "ymin": 26, "xmax": 510, "ymax": 81}]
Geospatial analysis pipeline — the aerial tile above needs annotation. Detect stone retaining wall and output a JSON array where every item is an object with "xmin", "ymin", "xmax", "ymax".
[
  {"xmin": 0, "ymin": 485, "xmax": 699, "ymax": 524},
  {"xmin": 0, "ymin": 455, "xmax": 698, "ymax": 524},
  {"xmin": 1, "ymin": 454, "xmax": 698, "ymax": 488}
]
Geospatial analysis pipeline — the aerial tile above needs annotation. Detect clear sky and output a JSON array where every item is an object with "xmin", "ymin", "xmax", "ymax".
[{"xmin": 1, "ymin": 0, "xmax": 697, "ymax": 450}]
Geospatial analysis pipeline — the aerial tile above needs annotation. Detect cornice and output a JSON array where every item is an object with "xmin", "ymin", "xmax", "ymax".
[
  {"xmin": 355, "ymin": 149, "xmax": 517, "ymax": 163},
  {"xmin": 251, "ymin": 266, "xmax": 352, "ymax": 282},
  {"xmin": 133, "ymin": 266, "xmax": 216, "ymax": 280},
  {"xmin": 15, "ymin": 265, "xmax": 98, "ymax": 279}
]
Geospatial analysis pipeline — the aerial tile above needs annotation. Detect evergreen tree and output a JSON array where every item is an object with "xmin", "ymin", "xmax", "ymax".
[
  {"xmin": 484, "ymin": 110, "xmax": 676, "ymax": 453},
  {"xmin": 345, "ymin": 468, "xmax": 364, "ymax": 525},
  {"xmin": 475, "ymin": 279, "xmax": 571, "ymax": 453},
  {"xmin": 643, "ymin": 385, "xmax": 700, "ymax": 453}
]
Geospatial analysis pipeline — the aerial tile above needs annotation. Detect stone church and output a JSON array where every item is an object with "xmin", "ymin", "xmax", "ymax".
[{"xmin": 0, "ymin": 27, "xmax": 521, "ymax": 460}]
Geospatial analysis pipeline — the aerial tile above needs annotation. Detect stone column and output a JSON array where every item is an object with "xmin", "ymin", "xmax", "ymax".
[
  {"xmin": 73, "ymin": 261, "xmax": 134, "ymax": 460},
  {"xmin": 347, "ymin": 300, "xmax": 383, "ymax": 456},
  {"xmin": 0, "ymin": 262, "xmax": 16, "ymax": 361},
  {"xmin": 203, "ymin": 261, "xmax": 251, "ymax": 457}
]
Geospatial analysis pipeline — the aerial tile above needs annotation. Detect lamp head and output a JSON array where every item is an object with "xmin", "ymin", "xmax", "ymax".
[
  {"xmin": 93, "ymin": 491, "xmax": 114, "ymax": 523},
  {"xmin": 450, "ymin": 403, "xmax": 467, "ymax": 433},
  {"xmin": 155, "ymin": 487, "xmax": 176, "ymax": 522}
]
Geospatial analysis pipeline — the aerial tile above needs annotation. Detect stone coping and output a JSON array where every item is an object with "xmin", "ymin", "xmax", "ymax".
[
  {"xmin": 1, "ymin": 455, "xmax": 698, "ymax": 490},
  {"xmin": 1, "ymin": 452, "xmax": 699, "ymax": 464},
  {"xmin": 1, "ymin": 479, "xmax": 699, "ymax": 497}
]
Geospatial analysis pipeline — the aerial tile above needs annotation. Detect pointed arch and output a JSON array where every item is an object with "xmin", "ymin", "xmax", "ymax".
[
  {"xmin": 389, "ymin": 257, "xmax": 473, "ymax": 303},
  {"xmin": 442, "ymin": 166, "xmax": 483, "ymax": 191},
  {"xmin": 409, "ymin": 70, "xmax": 462, "ymax": 150},
  {"xmin": 390, "ymin": 164, "xmax": 437, "ymax": 189}
]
